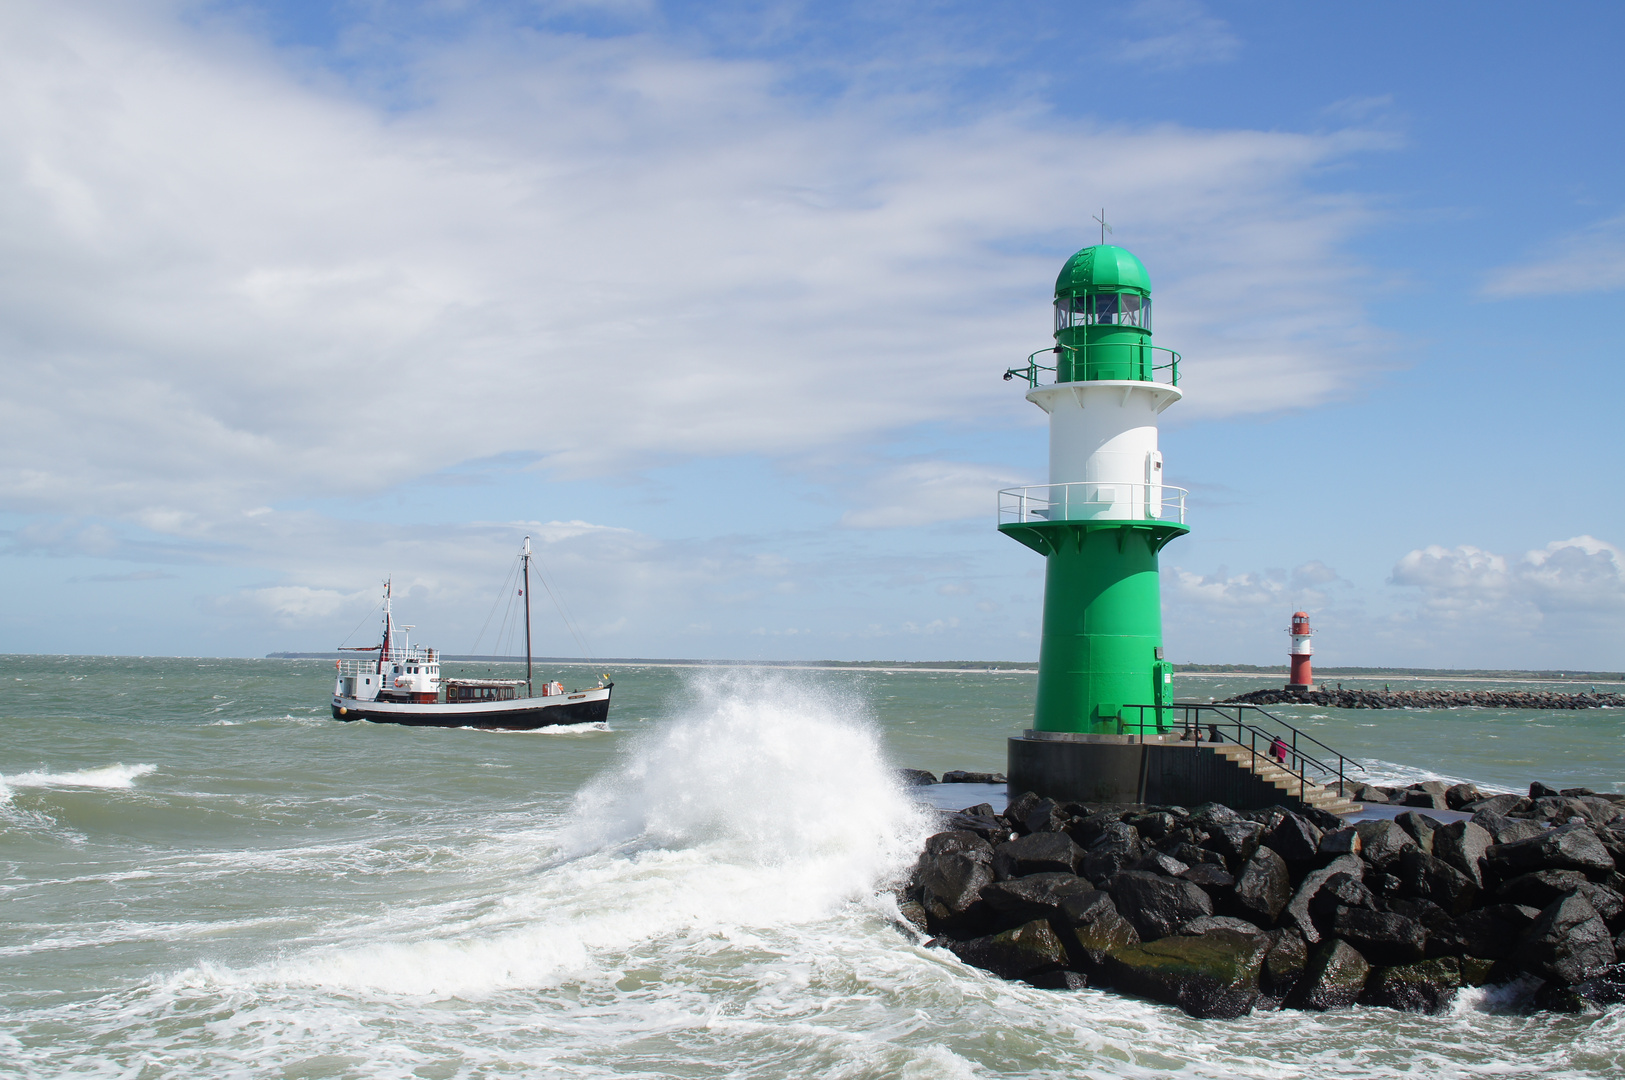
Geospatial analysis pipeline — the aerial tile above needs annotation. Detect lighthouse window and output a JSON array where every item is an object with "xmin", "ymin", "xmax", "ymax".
[{"xmin": 1054, "ymin": 294, "xmax": 1151, "ymax": 331}]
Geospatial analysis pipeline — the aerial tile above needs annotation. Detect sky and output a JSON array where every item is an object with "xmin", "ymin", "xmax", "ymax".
[{"xmin": 2, "ymin": 0, "xmax": 1623, "ymax": 669}]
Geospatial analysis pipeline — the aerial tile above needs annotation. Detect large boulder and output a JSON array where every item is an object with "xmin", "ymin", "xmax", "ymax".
[
  {"xmin": 1396, "ymin": 848, "xmax": 1481, "ymax": 916},
  {"xmin": 918, "ymin": 836, "xmax": 995, "ymax": 935},
  {"xmin": 1496, "ymin": 869, "xmax": 1589, "ymax": 909},
  {"xmin": 1361, "ymin": 957, "xmax": 1461, "ymax": 1014},
  {"xmin": 1445, "ymin": 782, "xmax": 1484, "ymax": 810},
  {"xmin": 1262, "ymin": 811, "xmax": 1323, "ymax": 865},
  {"xmin": 1232, "ymin": 846, "xmax": 1292, "ymax": 927},
  {"xmin": 1179, "ymin": 915, "xmax": 1265, "ymax": 937},
  {"xmin": 1394, "ymin": 811, "xmax": 1444, "ymax": 854},
  {"xmin": 1179, "ymin": 863, "xmax": 1237, "ymax": 904},
  {"xmin": 948, "ymin": 918, "xmax": 1071, "ymax": 983},
  {"xmin": 1433, "ymin": 820, "xmax": 1493, "ymax": 888},
  {"xmin": 1282, "ymin": 854, "xmax": 1363, "ymax": 944},
  {"xmin": 1286, "ymin": 940, "xmax": 1371, "ymax": 1011},
  {"xmin": 1079, "ymin": 822, "xmax": 1145, "ymax": 885},
  {"xmin": 1512, "ymin": 891, "xmax": 1617, "ymax": 984},
  {"xmin": 1109, "ymin": 870, "xmax": 1214, "ymax": 941},
  {"xmin": 1204, "ymin": 819, "xmax": 1267, "ymax": 868},
  {"xmin": 992, "ymin": 831, "xmax": 1084, "ymax": 880},
  {"xmin": 1572, "ymin": 963, "xmax": 1625, "ymax": 1006},
  {"xmin": 1429, "ymin": 903, "xmax": 1538, "ymax": 960},
  {"xmin": 1052, "ymin": 890, "xmax": 1140, "ymax": 972},
  {"xmin": 1259, "ymin": 927, "xmax": 1308, "ymax": 1005},
  {"xmin": 1330, "ymin": 908, "xmax": 1427, "ymax": 966},
  {"xmin": 1318, "ymin": 827, "xmax": 1363, "ymax": 858},
  {"xmin": 1487, "ymin": 823, "xmax": 1616, "ymax": 877},
  {"xmin": 1354, "ymin": 820, "xmax": 1418, "ymax": 871},
  {"xmin": 979, "ymin": 872, "xmax": 1097, "ymax": 929},
  {"xmin": 1463, "ymin": 792, "xmax": 1527, "ymax": 817},
  {"xmin": 1471, "ymin": 811, "xmax": 1543, "ymax": 845},
  {"xmin": 1103, "ymin": 930, "xmax": 1270, "ymax": 1019}
]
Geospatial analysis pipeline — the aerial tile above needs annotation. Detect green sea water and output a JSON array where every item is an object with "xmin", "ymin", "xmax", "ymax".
[{"xmin": 2, "ymin": 654, "xmax": 1622, "ymax": 1078}]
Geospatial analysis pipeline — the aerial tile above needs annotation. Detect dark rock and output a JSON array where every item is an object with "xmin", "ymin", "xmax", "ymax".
[
  {"xmin": 1562, "ymin": 787, "xmax": 1598, "ymax": 798},
  {"xmin": 1164, "ymin": 841, "xmax": 1227, "ymax": 869},
  {"xmin": 1487, "ymin": 823, "xmax": 1616, "ymax": 876},
  {"xmin": 1401, "ymin": 789, "xmax": 1450, "ymax": 811},
  {"xmin": 992, "ymin": 832, "xmax": 1083, "ymax": 880},
  {"xmin": 1394, "ymin": 811, "xmax": 1445, "ymax": 855},
  {"xmin": 1124, "ymin": 810, "xmax": 1177, "ymax": 841},
  {"xmin": 1180, "ymin": 915, "xmax": 1265, "ymax": 937},
  {"xmin": 1079, "ymin": 822, "xmax": 1145, "ymax": 885},
  {"xmin": 897, "ymin": 897, "xmax": 930, "ymax": 934},
  {"xmin": 1580, "ymin": 797, "xmax": 1625, "ymax": 826},
  {"xmin": 941, "ymin": 771, "xmax": 1007, "ymax": 784},
  {"xmin": 1471, "ymin": 811, "xmax": 1544, "ymax": 845},
  {"xmin": 948, "ymin": 918, "xmax": 1070, "ymax": 981},
  {"xmin": 1309, "ymin": 871, "xmax": 1377, "ymax": 923},
  {"xmin": 979, "ymin": 872, "xmax": 1097, "ymax": 928},
  {"xmin": 1024, "ymin": 798, "xmax": 1072, "ymax": 835},
  {"xmin": 1179, "ymin": 863, "xmax": 1237, "ymax": 902},
  {"xmin": 1460, "ymin": 956, "xmax": 1496, "ymax": 986},
  {"xmin": 1286, "ymin": 940, "xmax": 1371, "ymax": 1011},
  {"xmin": 1463, "ymin": 792, "xmax": 1526, "ymax": 817},
  {"xmin": 1387, "ymin": 897, "xmax": 1453, "ymax": 938},
  {"xmin": 1445, "ymin": 782, "xmax": 1483, "ymax": 810},
  {"xmin": 940, "ymin": 810, "xmax": 1010, "ymax": 842},
  {"xmin": 1430, "ymin": 904, "xmax": 1536, "ymax": 961},
  {"xmin": 1496, "ymin": 869, "xmax": 1588, "ymax": 909},
  {"xmin": 1190, "ymin": 802, "xmax": 1241, "ymax": 829},
  {"xmin": 1130, "ymin": 852, "xmax": 1191, "ymax": 877},
  {"xmin": 1354, "ymin": 820, "xmax": 1418, "ymax": 871},
  {"xmin": 923, "ymin": 830, "xmax": 994, "ymax": 861},
  {"xmin": 1262, "ymin": 812, "xmax": 1323, "ymax": 864},
  {"xmin": 1261, "ymin": 927, "xmax": 1308, "ymax": 1001},
  {"xmin": 1283, "ymin": 855, "xmax": 1363, "ymax": 943},
  {"xmin": 1204, "ymin": 819, "xmax": 1267, "ymax": 868},
  {"xmin": 1579, "ymin": 881, "xmax": 1625, "ymax": 927},
  {"xmin": 1396, "ymin": 848, "xmax": 1480, "ymax": 916},
  {"xmin": 1433, "ymin": 820, "xmax": 1493, "ymax": 888},
  {"xmin": 1109, "ymin": 871, "xmax": 1214, "ymax": 941},
  {"xmin": 1360, "ymin": 957, "xmax": 1461, "ymax": 1014},
  {"xmin": 1103, "ymin": 930, "xmax": 1269, "ymax": 1019},
  {"xmin": 898, "ymin": 768, "xmax": 937, "ymax": 786},
  {"xmin": 1353, "ymin": 784, "xmax": 1391, "ymax": 805},
  {"xmin": 1319, "ymin": 827, "xmax": 1363, "ymax": 858},
  {"xmin": 1330, "ymin": 907, "xmax": 1427, "ymax": 966},
  {"xmin": 1530, "ymin": 796, "xmax": 1596, "ymax": 825},
  {"xmin": 1053, "ymin": 890, "xmax": 1140, "ymax": 971},
  {"xmin": 1025, "ymin": 968, "xmax": 1089, "ymax": 990},
  {"xmin": 1572, "ymin": 963, "xmax": 1625, "ymax": 1006},
  {"xmin": 1512, "ymin": 892, "xmax": 1617, "ymax": 984},
  {"xmin": 919, "ymin": 846, "xmax": 996, "ymax": 935},
  {"xmin": 1003, "ymin": 790, "xmax": 1043, "ymax": 829},
  {"xmin": 1233, "ymin": 846, "xmax": 1293, "ymax": 928},
  {"xmin": 1530, "ymin": 781, "xmax": 1560, "ymax": 799}
]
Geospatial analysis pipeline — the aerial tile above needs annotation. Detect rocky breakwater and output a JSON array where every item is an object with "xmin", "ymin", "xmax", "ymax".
[
  {"xmin": 1225, "ymin": 687, "xmax": 1625, "ymax": 710},
  {"xmin": 895, "ymin": 786, "xmax": 1625, "ymax": 1018}
]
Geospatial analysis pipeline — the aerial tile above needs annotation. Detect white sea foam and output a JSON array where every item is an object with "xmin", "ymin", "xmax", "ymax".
[
  {"xmin": 187, "ymin": 672, "xmax": 934, "ymax": 999},
  {"xmin": 0, "ymin": 763, "xmax": 156, "ymax": 799}
]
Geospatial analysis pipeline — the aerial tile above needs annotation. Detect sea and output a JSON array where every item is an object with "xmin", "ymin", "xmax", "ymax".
[{"xmin": 3, "ymin": 654, "xmax": 1623, "ymax": 1079}]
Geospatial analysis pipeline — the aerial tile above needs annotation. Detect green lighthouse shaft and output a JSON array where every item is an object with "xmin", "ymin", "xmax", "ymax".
[{"xmin": 1000, "ymin": 245, "xmax": 1188, "ymax": 734}]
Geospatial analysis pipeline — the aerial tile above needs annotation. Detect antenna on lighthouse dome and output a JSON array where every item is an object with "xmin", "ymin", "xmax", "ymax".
[{"xmin": 1093, "ymin": 208, "xmax": 1112, "ymax": 246}]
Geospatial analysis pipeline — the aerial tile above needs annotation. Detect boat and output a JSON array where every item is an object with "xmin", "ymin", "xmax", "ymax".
[{"xmin": 330, "ymin": 537, "xmax": 612, "ymax": 729}]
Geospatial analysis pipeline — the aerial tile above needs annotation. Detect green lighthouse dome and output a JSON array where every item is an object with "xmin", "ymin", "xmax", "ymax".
[{"xmin": 1054, "ymin": 244, "xmax": 1151, "ymax": 299}]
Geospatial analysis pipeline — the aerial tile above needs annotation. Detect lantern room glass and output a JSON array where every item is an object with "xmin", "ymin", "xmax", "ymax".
[{"xmin": 1054, "ymin": 293, "xmax": 1151, "ymax": 333}]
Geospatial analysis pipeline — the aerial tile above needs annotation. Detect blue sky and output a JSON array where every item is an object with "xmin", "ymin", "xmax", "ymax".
[{"xmin": 2, "ymin": 0, "xmax": 1623, "ymax": 668}]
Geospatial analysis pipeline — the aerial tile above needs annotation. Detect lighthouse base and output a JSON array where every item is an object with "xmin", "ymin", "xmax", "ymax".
[
  {"xmin": 1286, "ymin": 683, "xmax": 1317, "ymax": 692},
  {"xmin": 1008, "ymin": 731, "xmax": 1318, "ymax": 810}
]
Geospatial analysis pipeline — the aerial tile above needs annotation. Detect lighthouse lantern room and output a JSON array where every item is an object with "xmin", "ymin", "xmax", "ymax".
[{"xmin": 1000, "ymin": 241, "xmax": 1190, "ymax": 800}]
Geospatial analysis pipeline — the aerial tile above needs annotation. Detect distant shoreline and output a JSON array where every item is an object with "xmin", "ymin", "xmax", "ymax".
[{"xmin": 262, "ymin": 653, "xmax": 1625, "ymax": 684}]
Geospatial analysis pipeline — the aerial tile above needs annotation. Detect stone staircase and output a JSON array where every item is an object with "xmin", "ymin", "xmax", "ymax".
[{"xmin": 1210, "ymin": 742, "xmax": 1362, "ymax": 816}]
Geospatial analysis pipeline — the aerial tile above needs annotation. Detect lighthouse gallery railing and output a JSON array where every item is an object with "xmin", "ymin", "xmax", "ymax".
[
  {"xmin": 1004, "ymin": 343, "xmax": 1181, "ymax": 389},
  {"xmin": 1000, "ymin": 482, "xmax": 1189, "ymax": 526}
]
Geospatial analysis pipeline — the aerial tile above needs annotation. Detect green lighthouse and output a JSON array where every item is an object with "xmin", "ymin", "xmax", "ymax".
[{"xmin": 1000, "ymin": 243, "xmax": 1188, "ymax": 792}]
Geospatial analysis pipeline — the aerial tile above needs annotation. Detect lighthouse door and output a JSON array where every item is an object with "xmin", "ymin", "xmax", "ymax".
[{"xmin": 1145, "ymin": 450, "xmax": 1164, "ymax": 519}]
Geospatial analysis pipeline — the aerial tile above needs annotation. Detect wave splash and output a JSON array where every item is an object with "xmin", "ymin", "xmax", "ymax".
[
  {"xmin": 0, "ymin": 763, "xmax": 157, "ymax": 801},
  {"xmin": 206, "ymin": 671, "xmax": 933, "ymax": 997}
]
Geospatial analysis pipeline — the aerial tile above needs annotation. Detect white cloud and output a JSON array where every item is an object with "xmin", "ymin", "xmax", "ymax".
[
  {"xmin": 841, "ymin": 460, "xmax": 1029, "ymax": 529},
  {"xmin": 1115, "ymin": 0, "xmax": 1241, "ymax": 69},
  {"xmin": 1390, "ymin": 536, "xmax": 1625, "ymax": 620},
  {"xmin": 1483, "ymin": 213, "xmax": 1625, "ymax": 297},
  {"xmin": 0, "ymin": 3, "xmax": 1388, "ymax": 538},
  {"xmin": 1166, "ymin": 560, "xmax": 1341, "ymax": 610}
]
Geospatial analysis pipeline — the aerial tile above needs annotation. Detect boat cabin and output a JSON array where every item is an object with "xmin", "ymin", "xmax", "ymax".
[{"xmin": 445, "ymin": 679, "xmax": 526, "ymax": 703}]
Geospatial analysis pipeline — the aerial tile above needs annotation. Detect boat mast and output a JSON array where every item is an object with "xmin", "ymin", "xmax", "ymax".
[
  {"xmin": 522, "ymin": 537, "xmax": 533, "ymax": 697},
  {"xmin": 381, "ymin": 578, "xmax": 393, "ymax": 670}
]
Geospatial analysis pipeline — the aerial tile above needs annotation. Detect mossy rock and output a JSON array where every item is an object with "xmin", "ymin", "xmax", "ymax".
[
  {"xmin": 1361, "ymin": 957, "xmax": 1461, "ymax": 1014},
  {"xmin": 1102, "ymin": 930, "xmax": 1268, "ymax": 1019}
]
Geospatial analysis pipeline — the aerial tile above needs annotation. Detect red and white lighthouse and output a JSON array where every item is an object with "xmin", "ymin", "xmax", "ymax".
[{"xmin": 1287, "ymin": 611, "xmax": 1314, "ymax": 690}]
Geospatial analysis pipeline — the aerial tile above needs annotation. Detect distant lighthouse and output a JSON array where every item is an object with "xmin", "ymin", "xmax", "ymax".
[
  {"xmin": 1000, "ymin": 240, "xmax": 1189, "ymax": 798},
  {"xmin": 1287, "ymin": 611, "xmax": 1314, "ymax": 690}
]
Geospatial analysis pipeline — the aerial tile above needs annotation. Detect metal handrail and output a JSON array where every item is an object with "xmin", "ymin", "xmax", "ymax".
[
  {"xmin": 999, "ymin": 482, "xmax": 1188, "ymax": 526},
  {"xmin": 1120, "ymin": 701, "xmax": 1362, "ymax": 806},
  {"xmin": 1004, "ymin": 342, "xmax": 1181, "ymax": 389}
]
